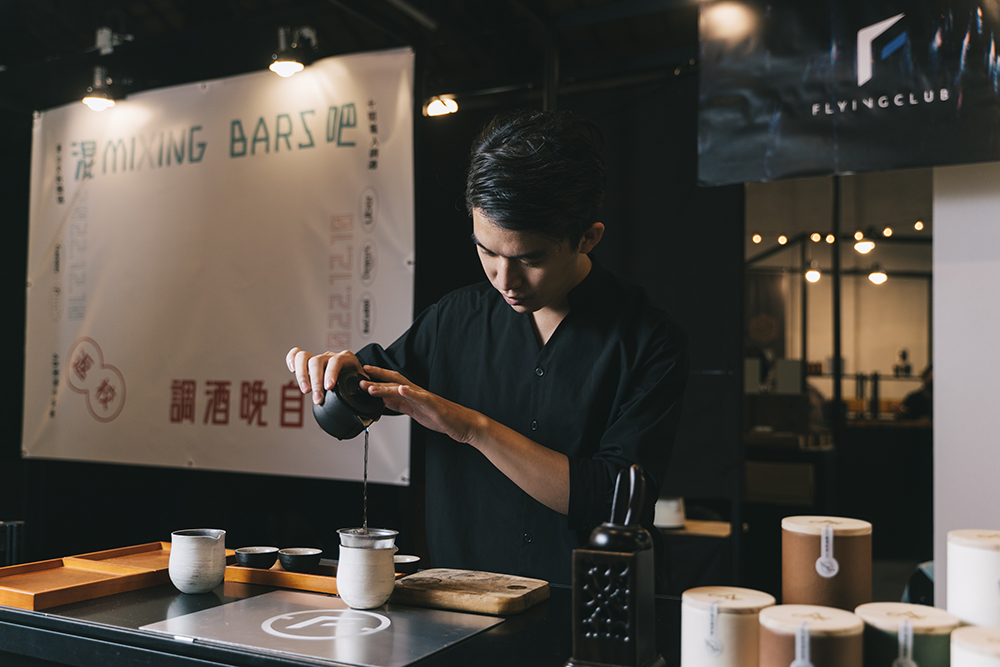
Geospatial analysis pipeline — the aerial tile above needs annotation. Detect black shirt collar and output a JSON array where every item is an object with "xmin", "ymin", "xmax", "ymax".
[{"xmin": 566, "ymin": 254, "xmax": 611, "ymax": 311}]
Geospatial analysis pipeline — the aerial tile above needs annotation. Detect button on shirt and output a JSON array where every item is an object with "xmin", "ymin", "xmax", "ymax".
[{"xmin": 357, "ymin": 258, "xmax": 688, "ymax": 584}]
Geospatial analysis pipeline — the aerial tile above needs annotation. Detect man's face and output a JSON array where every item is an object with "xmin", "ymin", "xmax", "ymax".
[{"xmin": 471, "ymin": 209, "xmax": 585, "ymax": 315}]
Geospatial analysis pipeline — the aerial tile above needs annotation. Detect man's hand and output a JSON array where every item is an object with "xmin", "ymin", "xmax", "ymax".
[
  {"xmin": 285, "ymin": 347, "xmax": 363, "ymax": 405},
  {"xmin": 360, "ymin": 365, "xmax": 482, "ymax": 444}
]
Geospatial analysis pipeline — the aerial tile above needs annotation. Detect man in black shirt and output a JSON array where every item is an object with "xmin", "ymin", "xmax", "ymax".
[{"xmin": 287, "ymin": 110, "xmax": 688, "ymax": 584}]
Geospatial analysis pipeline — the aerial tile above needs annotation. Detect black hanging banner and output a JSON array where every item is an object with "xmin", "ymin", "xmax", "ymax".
[{"xmin": 698, "ymin": 1, "xmax": 1000, "ymax": 185}]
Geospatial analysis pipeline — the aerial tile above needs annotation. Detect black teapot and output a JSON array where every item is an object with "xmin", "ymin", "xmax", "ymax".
[{"xmin": 312, "ymin": 369, "xmax": 384, "ymax": 440}]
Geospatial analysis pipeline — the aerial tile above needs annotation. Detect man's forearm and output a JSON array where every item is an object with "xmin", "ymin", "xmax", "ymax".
[{"xmin": 466, "ymin": 411, "xmax": 570, "ymax": 515}]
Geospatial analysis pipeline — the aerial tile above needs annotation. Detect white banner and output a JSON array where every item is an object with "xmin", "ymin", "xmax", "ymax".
[{"xmin": 23, "ymin": 48, "xmax": 415, "ymax": 485}]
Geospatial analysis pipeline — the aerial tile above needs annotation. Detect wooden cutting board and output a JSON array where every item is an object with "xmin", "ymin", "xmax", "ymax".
[{"xmin": 390, "ymin": 568, "xmax": 549, "ymax": 616}]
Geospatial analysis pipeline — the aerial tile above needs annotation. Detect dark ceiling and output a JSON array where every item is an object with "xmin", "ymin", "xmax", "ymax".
[{"xmin": 0, "ymin": 0, "xmax": 699, "ymax": 115}]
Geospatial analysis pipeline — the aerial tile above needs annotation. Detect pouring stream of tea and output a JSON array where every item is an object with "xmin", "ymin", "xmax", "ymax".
[{"xmin": 363, "ymin": 426, "xmax": 369, "ymax": 534}]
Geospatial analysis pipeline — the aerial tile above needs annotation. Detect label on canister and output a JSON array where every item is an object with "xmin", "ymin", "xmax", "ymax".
[{"xmin": 816, "ymin": 525, "xmax": 840, "ymax": 578}]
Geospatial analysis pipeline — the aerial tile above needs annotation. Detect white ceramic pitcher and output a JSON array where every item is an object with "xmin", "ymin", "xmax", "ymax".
[{"xmin": 169, "ymin": 528, "xmax": 226, "ymax": 594}]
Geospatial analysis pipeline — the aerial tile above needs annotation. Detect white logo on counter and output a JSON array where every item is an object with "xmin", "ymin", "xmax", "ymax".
[{"xmin": 262, "ymin": 609, "xmax": 390, "ymax": 640}]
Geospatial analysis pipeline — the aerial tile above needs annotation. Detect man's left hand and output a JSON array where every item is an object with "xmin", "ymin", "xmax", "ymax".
[{"xmin": 360, "ymin": 365, "xmax": 483, "ymax": 445}]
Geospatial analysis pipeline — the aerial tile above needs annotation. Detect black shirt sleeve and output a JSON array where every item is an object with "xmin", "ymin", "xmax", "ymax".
[
  {"xmin": 354, "ymin": 301, "xmax": 439, "ymax": 387},
  {"xmin": 565, "ymin": 320, "xmax": 689, "ymax": 531}
]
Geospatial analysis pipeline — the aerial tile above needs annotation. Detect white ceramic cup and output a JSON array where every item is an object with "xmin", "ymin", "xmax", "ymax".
[
  {"xmin": 168, "ymin": 528, "xmax": 227, "ymax": 594},
  {"xmin": 337, "ymin": 544, "xmax": 398, "ymax": 609}
]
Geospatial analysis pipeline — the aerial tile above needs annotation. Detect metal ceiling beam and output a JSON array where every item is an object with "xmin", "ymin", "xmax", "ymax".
[
  {"xmin": 556, "ymin": 0, "xmax": 695, "ymax": 30},
  {"xmin": 383, "ymin": 0, "xmax": 438, "ymax": 32},
  {"xmin": 324, "ymin": 0, "xmax": 416, "ymax": 45}
]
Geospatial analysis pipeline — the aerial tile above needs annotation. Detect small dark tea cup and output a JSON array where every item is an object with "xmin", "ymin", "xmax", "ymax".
[
  {"xmin": 235, "ymin": 546, "xmax": 279, "ymax": 569},
  {"xmin": 394, "ymin": 554, "xmax": 420, "ymax": 575},
  {"xmin": 278, "ymin": 547, "xmax": 323, "ymax": 573}
]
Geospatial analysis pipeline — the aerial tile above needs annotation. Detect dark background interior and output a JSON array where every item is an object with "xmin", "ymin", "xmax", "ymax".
[{"xmin": 0, "ymin": 1, "xmax": 744, "ymax": 583}]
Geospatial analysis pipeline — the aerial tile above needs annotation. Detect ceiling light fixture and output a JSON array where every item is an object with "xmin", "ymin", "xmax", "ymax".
[
  {"xmin": 882, "ymin": 227, "xmax": 893, "ymax": 237},
  {"xmin": 81, "ymin": 27, "xmax": 133, "ymax": 111},
  {"xmin": 269, "ymin": 26, "xmax": 317, "ymax": 77},
  {"xmin": 751, "ymin": 234, "xmax": 762, "ymax": 244},
  {"xmin": 424, "ymin": 96, "xmax": 458, "ymax": 116},
  {"xmin": 825, "ymin": 234, "xmax": 835, "ymax": 244},
  {"xmin": 914, "ymin": 220, "xmax": 924, "ymax": 231},
  {"xmin": 777, "ymin": 235, "xmax": 788, "ymax": 245},
  {"xmin": 82, "ymin": 66, "xmax": 115, "ymax": 111},
  {"xmin": 810, "ymin": 233, "xmax": 821, "ymax": 242}
]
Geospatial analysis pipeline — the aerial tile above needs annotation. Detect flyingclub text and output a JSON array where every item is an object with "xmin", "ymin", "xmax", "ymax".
[{"xmin": 812, "ymin": 88, "xmax": 951, "ymax": 116}]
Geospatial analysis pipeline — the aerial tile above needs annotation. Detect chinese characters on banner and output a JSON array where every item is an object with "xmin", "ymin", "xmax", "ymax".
[{"xmin": 168, "ymin": 378, "xmax": 304, "ymax": 428}]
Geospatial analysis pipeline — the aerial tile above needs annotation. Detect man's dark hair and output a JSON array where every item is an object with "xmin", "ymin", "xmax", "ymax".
[{"xmin": 465, "ymin": 110, "xmax": 606, "ymax": 247}]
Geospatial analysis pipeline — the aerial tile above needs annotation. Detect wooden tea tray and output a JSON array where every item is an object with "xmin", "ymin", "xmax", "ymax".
[
  {"xmin": 224, "ymin": 560, "xmax": 412, "ymax": 596},
  {"xmin": 225, "ymin": 561, "xmax": 341, "ymax": 595},
  {"xmin": 0, "ymin": 542, "xmax": 237, "ymax": 611},
  {"xmin": 1, "ymin": 542, "xmax": 177, "ymax": 611},
  {"xmin": 390, "ymin": 568, "xmax": 549, "ymax": 616}
]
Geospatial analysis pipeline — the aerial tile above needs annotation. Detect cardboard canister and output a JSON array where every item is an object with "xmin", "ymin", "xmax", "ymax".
[
  {"xmin": 681, "ymin": 586, "xmax": 776, "ymax": 667},
  {"xmin": 948, "ymin": 529, "xmax": 1000, "ymax": 626},
  {"xmin": 952, "ymin": 626, "xmax": 1000, "ymax": 667},
  {"xmin": 855, "ymin": 602, "xmax": 960, "ymax": 667},
  {"xmin": 781, "ymin": 515, "xmax": 872, "ymax": 610},
  {"xmin": 759, "ymin": 604, "xmax": 863, "ymax": 667}
]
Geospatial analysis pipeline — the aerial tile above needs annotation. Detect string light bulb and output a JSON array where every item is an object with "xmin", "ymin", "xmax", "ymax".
[
  {"xmin": 805, "ymin": 261, "xmax": 821, "ymax": 283},
  {"xmin": 825, "ymin": 234, "xmax": 835, "ymax": 244},
  {"xmin": 810, "ymin": 233, "xmax": 821, "ymax": 242},
  {"xmin": 914, "ymin": 220, "xmax": 924, "ymax": 231},
  {"xmin": 854, "ymin": 234, "xmax": 875, "ymax": 254},
  {"xmin": 751, "ymin": 234, "xmax": 762, "ymax": 244},
  {"xmin": 777, "ymin": 235, "xmax": 788, "ymax": 245},
  {"xmin": 868, "ymin": 264, "xmax": 888, "ymax": 285},
  {"xmin": 882, "ymin": 227, "xmax": 893, "ymax": 237}
]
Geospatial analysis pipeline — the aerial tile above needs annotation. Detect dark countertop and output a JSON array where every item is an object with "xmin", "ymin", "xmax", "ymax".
[{"xmin": 0, "ymin": 580, "xmax": 682, "ymax": 667}]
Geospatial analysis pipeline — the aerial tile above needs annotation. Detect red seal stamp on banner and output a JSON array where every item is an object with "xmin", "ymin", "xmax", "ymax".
[{"xmin": 66, "ymin": 337, "xmax": 126, "ymax": 422}]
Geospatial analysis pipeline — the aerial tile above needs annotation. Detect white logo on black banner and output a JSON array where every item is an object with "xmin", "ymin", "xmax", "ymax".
[{"xmin": 857, "ymin": 13, "xmax": 905, "ymax": 86}]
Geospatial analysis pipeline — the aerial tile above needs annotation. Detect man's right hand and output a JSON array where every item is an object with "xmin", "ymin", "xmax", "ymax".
[{"xmin": 285, "ymin": 348, "xmax": 363, "ymax": 405}]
